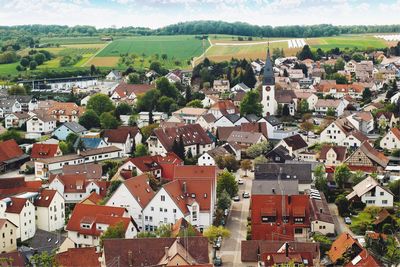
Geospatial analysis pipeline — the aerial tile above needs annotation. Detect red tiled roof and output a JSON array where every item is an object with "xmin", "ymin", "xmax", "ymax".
[
  {"xmin": 4, "ymin": 197, "xmax": 28, "ymax": 214},
  {"xmin": 153, "ymin": 124, "xmax": 212, "ymax": 151},
  {"xmin": 49, "ymin": 174, "xmax": 109, "ymax": 196},
  {"xmin": 122, "ymin": 174, "xmax": 155, "ymax": 208},
  {"xmin": 34, "ymin": 189, "xmax": 57, "ymax": 207},
  {"xmin": 114, "ymin": 82, "xmax": 154, "ymax": 98},
  {"xmin": 319, "ymin": 145, "xmax": 347, "ymax": 161},
  {"xmin": 81, "ymin": 192, "xmax": 103, "ymax": 205},
  {"xmin": 126, "ymin": 152, "xmax": 182, "ymax": 174},
  {"xmin": 173, "ymin": 165, "xmax": 216, "ymax": 181},
  {"xmin": 317, "ymin": 83, "xmax": 365, "ymax": 94},
  {"xmin": 344, "ymin": 249, "xmax": 381, "ymax": 267},
  {"xmin": 66, "ymin": 203, "xmax": 131, "ymax": 236},
  {"xmin": 0, "ymin": 251, "xmax": 27, "ymax": 267},
  {"xmin": 56, "ymin": 247, "xmax": 101, "ymax": 267},
  {"xmin": 0, "ymin": 139, "xmax": 24, "ymax": 163},
  {"xmin": 0, "ymin": 177, "xmax": 42, "ymax": 198},
  {"xmin": 104, "ymin": 128, "xmax": 130, "ymax": 143},
  {"xmin": 390, "ymin": 128, "xmax": 400, "ymax": 140},
  {"xmin": 328, "ymin": 233, "xmax": 360, "ymax": 263},
  {"xmin": 209, "ymin": 100, "xmax": 238, "ymax": 115},
  {"xmin": 31, "ymin": 143, "xmax": 59, "ymax": 159}
]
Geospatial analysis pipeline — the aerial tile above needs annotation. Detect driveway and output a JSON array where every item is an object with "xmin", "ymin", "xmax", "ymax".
[
  {"xmin": 217, "ymin": 170, "xmax": 252, "ymax": 267},
  {"xmin": 328, "ymin": 203, "xmax": 355, "ymax": 237}
]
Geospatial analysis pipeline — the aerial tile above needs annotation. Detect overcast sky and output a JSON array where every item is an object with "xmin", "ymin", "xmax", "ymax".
[{"xmin": 1, "ymin": 0, "xmax": 400, "ymax": 29}]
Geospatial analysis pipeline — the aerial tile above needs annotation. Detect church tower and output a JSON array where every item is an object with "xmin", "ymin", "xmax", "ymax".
[{"xmin": 261, "ymin": 46, "xmax": 277, "ymax": 116}]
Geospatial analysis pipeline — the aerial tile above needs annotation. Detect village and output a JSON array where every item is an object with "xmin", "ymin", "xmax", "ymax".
[{"xmin": 0, "ymin": 41, "xmax": 400, "ymax": 267}]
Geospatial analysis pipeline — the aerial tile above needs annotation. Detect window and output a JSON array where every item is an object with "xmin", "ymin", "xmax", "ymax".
[
  {"xmin": 164, "ymin": 209, "xmax": 167, "ymax": 212},
  {"xmin": 161, "ymin": 195, "xmax": 165, "ymax": 201},
  {"xmin": 294, "ymin": 228, "xmax": 303, "ymax": 234},
  {"xmin": 382, "ymin": 200, "xmax": 388, "ymax": 204},
  {"xmin": 151, "ymin": 207, "xmax": 154, "ymax": 211},
  {"xmin": 160, "ymin": 208, "xmax": 163, "ymax": 212},
  {"xmin": 164, "ymin": 218, "xmax": 167, "ymax": 223},
  {"xmin": 380, "ymin": 192, "xmax": 384, "ymax": 196},
  {"xmin": 173, "ymin": 209, "xmax": 177, "ymax": 213},
  {"xmin": 150, "ymin": 216, "xmax": 153, "ymax": 222},
  {"xmin": 145, "ymin": 216, "xmax": 148, "ymax": 221}
]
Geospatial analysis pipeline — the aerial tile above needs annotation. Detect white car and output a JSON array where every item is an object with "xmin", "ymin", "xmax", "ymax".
[
  {"xmin": 242, "ymin": 192, "xmax": 250, "ymax": 198},
  {"xmin": 238, "ymin": 179, "xmax": 244, "ymax": 185},
  {"xmin": 233, "ymin": 195, "xmax": 240, "ymax": 202}
]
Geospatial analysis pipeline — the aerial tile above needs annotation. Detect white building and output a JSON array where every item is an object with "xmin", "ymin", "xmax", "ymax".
[
  {"xmin": 347, "ymin": 176, "xmax": 394, "ymax": 207},
  {"xmin": 34, "ymin": 190, "xmax": 65, "ymax": 232},
  {"xmin": 4, "ymin": 112, "xmax": 30, "ymax": 129},
  {"xmin": 380, "ymin": 128, "xmax": 400, "ymax": 151},
  {"xmin": 26, "ymin": 113, "xmax": 57, "ymax": 137},
  {"xmin": 0, "ymin": 219, "xmax": 18, "ymax": 253},
  {"xmin": 261, "ymin": 49, "xmax": 278, "ymax": 116}
]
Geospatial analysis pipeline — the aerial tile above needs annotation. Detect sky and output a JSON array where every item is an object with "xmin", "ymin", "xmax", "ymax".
[{"xmin": 0, "ymin": 0, "xmax": 400, "ymax": 29}]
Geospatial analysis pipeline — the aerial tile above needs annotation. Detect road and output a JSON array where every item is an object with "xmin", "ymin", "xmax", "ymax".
[
  {"xmin": 217, "ymin": 170, "xmax": 252, "ymax": 267},
  {"xmin": 328, "ymin": 203, "xmax": 355, "ymax": 237}
]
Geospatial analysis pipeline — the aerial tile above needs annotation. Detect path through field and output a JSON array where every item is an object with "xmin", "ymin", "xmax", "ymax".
[
  {"xmin": 82, "ymin": 41, "xmax": 113, "ymax": 67},
  {"xmin": 192, "ymin": 38, "xmax": 213, "ymax": 67}
]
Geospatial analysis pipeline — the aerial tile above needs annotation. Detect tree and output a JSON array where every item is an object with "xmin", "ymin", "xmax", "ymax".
[
  {"xmin": 172, "ymin": 136, "xmax": 185, "ymax": 160},
  {"xmin": 7, "ymin": 85, "xmax": 27, "ymax": 95},
  {"xmin": 90, "ymin": 64, "xmax": 97, "ymax": 75},
  {"xmin": 156, "ymin": 77, "xmax": 178, "ymax": 99},
  {"xmin": 150, "ymin": 61, "xmax": 162, "ymax": 73},
  {"xmin": 300, "ymin": 121, "xmax": 314, "ymax": 132},
  {"xmin": 203, "ymin": 225, "xmax": 231, "ymax": 242},
  {"xmin": 217, "ymin": 190, "xmax": 231, "ymax": 211},
  {"xmin": 334, "ymin": 58, "xmax": 345, "ymax": 71},
  {"xmin": 246, "ymin": 141, "xmax": 270, "ymax": 158},
  {"xmin": 332, "ymin": 73, "xmax": 347, "ymax": 84},
  {"xmin": 326, "ymin": 107, "xmax": 336, "ymax": 117},
  {"xmin": 114, "ymin": 102, "xmax": 132, "ymax": 119},
  {"xmin": 334, "ymin": 164, "xmax": 351, "ymax": 189},
  {"xmin": 100, "ymin": 221, "xmax": 126, "ymax": 246},
  {"xmin": 79, "ymin": 110, "xmax": 100, "ymax": 129},
  {"xmin": 186, "ymin": 99, "xmax": 203, "ymax": 108},
  {"xmin": 141, "ymin": 123, "xmax": 159, "ymax": 140},
  {"xmin": 240, "ymin": 90, "xmax": 263, "ymax": 116},
  {"xmin": 242, "ymin": 64, "xmax": 257, "ymax": 88},
  {"xmin": 240, "ymin": 159, "xmax": 252, "ymax": 176},
  {"xmin": 20, "ymin": 57, "xmax": 29, "ymax": 67},
  {"xmin": 389, "ymin": 180, "xmax": 400, "ymax": 201},
  {"xmin": 0, "ymin": 129, "xmax": 23, "ymax": 143},
  {"xmin": 282, "ymin": 104, "xmax": 290, "ymax": 116},
  {"xmin": 335, "ymin": 195, "xmax": 350, "ymax": 216},
  {"xmin": 29, "ymin": 60, "xmax": 37, "ymax": 70},
  {"xmin": 134, "ymin": 144, "xmax": 149, "ymax": 157},
  {"xmin": 87, "ymin": 93, "xmax": 114, "ymax": 115},
  {"xmin": 100, "ymin": 112, "xmax": 119, "ymax": 129},
  {"xmin": 157, "ymin": 96, "xmax": 177, "ymax": 114},
  {"xmin": 314, "ymin": 164, "xmax": 328, "ymax": 195},
  {"xmin": 127, "ymin": 73, "xmax": 140, "ymax": 84},
  {"xmin": 34, "ymin": 53, "xmax": 46, "ymax": 65},
  {"xmin": 136, "ymin": 89, "xmax": 160, "ymax": 112},
  {"xmin": 298, "ymin": 99, "xmax": 309, "ymax": 114},
  {"xmin": 156, "ymin": 224, "xmax": 172, "ymax": 237},
  {"xmin": 59, "ymin": 141, "xmax": 69, "ymax": 154},
  {"xmin": 351, "ymin": 170, "xmax": 365, "ymax": 186},
  {"xmin": 297, "ymin": 45, "xmax": 314, "ymax": 60},
  {"xmin": 254, "ymin": 155, "xmax": 268, "ymax": 165},
  {"xmin": 362, "ymin": 88, "xmax": 372, "ymax": 103},
  {"xmin": 30, "ymin": 251, "xmax": 55, "ymax": 267},
  {"xmin": 217, "ymin": 170, "xmax": 238, "ymax": 198}
]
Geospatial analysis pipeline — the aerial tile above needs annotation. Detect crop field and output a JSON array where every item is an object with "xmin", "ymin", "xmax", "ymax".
[
  {"xmin": 85, "ymin": 57, "xmax": 120, "ymax": 67},
  {"xmin": 39, "ymin": 37, "xmax": 107, "ymax": 45},
  {"xmin": 307, "ymin": 35, "xmax": 388, "ymax": 50}
]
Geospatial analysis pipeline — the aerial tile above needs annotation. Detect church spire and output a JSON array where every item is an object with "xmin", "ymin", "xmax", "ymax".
[{"xmin": 263, "ymin": 43, "xmax": 275, "ymax": 86}]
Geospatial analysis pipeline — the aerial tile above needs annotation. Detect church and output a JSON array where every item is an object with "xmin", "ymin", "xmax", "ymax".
[{"xmin": 261, "ymin": 47, "xmax": 278, "ymax": 116}]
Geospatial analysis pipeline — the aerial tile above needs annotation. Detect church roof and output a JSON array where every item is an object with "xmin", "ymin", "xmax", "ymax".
[{"xmin": 263, "ymin": 47, "xmax": 275, "ymax": 86}]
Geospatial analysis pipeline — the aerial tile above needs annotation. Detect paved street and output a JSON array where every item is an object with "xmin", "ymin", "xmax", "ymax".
[
  {"xmin": 217, "ymin": 170, "xmax": 252, "ymax": 267},
  {"xmin": 328, "ymin": 203, "xmax": 355, "ymax": 237}
]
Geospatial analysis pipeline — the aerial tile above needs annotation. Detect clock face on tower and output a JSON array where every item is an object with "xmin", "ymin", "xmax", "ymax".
[{"xmin": 266, "ymin": 86, "xmax": 271, "ymax": 92}]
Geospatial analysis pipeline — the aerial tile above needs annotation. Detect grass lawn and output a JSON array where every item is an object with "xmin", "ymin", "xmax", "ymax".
[{"xmin": 0, "ymin": 62, "xmax": 20, "ymax": 76}]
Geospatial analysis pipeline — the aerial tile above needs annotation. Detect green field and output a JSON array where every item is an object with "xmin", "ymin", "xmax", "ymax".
[
  {"xmin": 308, "ymin": 35, "xmax": 388, "ymax": 50},
  {"xmin": 0, "ymin": 62, "xmax": 20, "ymax": 76},
  {"xmin": 39, "ymin": 37, "xmax": 107, "ymax": 45}
]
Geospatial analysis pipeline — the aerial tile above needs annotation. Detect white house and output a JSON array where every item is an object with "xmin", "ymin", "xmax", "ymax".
[
  {"xmin": 345, "ymin": 111, "xmax": 374, "ymax": 134},
  {"xmin": 347, "ymin": 176, "xmax": 394, "ymax": 207},
  {"xmin": 198, "ymin": 144, "xmax": 240, "ymax": 166},
  {"xmin": 0, "ymin": 99, "xmax": 22, "ymax": 118},
  {"xmin": 214, "ymin": 114, "xmax": 249, "ymax": 128},
  {"xmin": 170, "ymin": 107, "xmax": 208, "ymax": 124},
  {"xmin": 320, "ymin": 118, "xmax": 368, "ymax": 147},
  {"xmin": 308, "ymin": 191, "xmax": 335, "ymax": 236},
  {"xmin": 106, "ymin": 174, "xmax": 155, "ymax": 231},
  {"xmin": 4, "ymin": 112, "xmax": 30, "ymax": 129},
  {"xmin": 196, "ymin": 114, "xmax": 217, "ymax": 132},
  {"xmin": 201, "ymin": 95, "xmax": 219, "ymax": 108},
  {"xmin": 106, "ymin": 70, "xmax": 122, "ymax": 81},
  {"xmin": 0, "ymin": 197, "xmax": 35, "ymax": 242},
  {"xmin": 380, "ymin": 128, "xmax": 400, "ymax": 151},
  {"xmin": 315, "ymin": 99, "xmax": 347, "ymax": 116},
  {"xmin": 66, "ymin": 203, "xmax": 137, "ymax": 251},
  {"xmin": 213, "ymin": 79, "xmax": 230, "ymax": 93},
  {"xmin": 165, "ymin": 72, "xmax": 181, "ymax": 84},
  {"xmin": 294, "ymin": 91, "xmax": 318, "ymax": 111},
  {"xmin": 34, "ymin": 189, "xmax": 65, "ymax": 232},
  {"xmin": 26, "ymin": 113, "xmax": 57, "ymax": 137},
  {"xmin": 0, "ymin": 219, "xmax": 18, "ymax": 253},
  {"xmin": 231, "ymin": 82, "xmax": 251, "ymax": 92},
  {"xmin": 276, "ymin": 134, "xmax": 308, "ymax": 157}
]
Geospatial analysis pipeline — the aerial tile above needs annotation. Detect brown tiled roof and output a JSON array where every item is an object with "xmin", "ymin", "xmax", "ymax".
[
  {"xmin": 62, "ymin": 163, "xmax": 103, "ymax": 180},
  {"xmin": 103, "ymin": 237, "xmax": 210, "ymax": 267},
  {"xmin": 0, "ymin": 139, "xmax": 24, "ymax": 163},
  {"xmin": 114, "ymin": 82, "xmax": 154, "ymax": 98},
  {"xmin": 309, "ymin": 192, "xmax": 334, "ymax": 224},
  {"xmin": 319, "ymin": 145, "xmax": 347, "ymax": 161},
  {"xmin": 372, "ymin": 209, "xmax": 391, "ymax": 225},
  {"xmin": 344, "ymin": 249, "xmax": 381, "ymax": 267},
  {"xmin": 31, "ymin": 143, "xmax": 59, "ymax": 159},
  {"xmin": 216, "ymin": 126, "xmax": 240, "ymax": 141},
  {"xmin": 122, "ymin": 174, "xmax": 155, "ymax": 208},
  {"xmin": 80, "ymin": 192, "xmax": 103, "ymax": 205},
  {"xmin": 56, "ymin": 247, "xmax": 101, "ymax": 267},
  {"xmin": 227, "ymin": 131, "xmax": 264, "ymax": 144},
  {"xmin": 79, "ymin": 146, "xmax": 121, "ymax": 157},
  {"xmin": 240, "ymin": 122, "xmax": 268, "ymax": 138},
  {"xmin": 201, "ymin": 113, "xmax": 217, "ymax": 124},
  {"xmin": 103, "ymin": 128, "xmax": 130, "ymax": 143},
  {"xmin": 34, "ymin": 189, "xmax": 57, "ymax": 207},
  {"xmin": 118, "ymin": 126, "xmax": 140, "ymax": 137},
  {"xmin": 153, "ymin": 124, "xmax": 212, "ymax": 151},
  {"xmin": 328, "ymin": 233, "xmax": 360, "ymax": 263},
  {"xmin": 390, "ymin": 128, "xmax": 400, "ymax": 140},
  {"xmin": 282, "ymin": 134, "xmax": 308, "ymax": 151},
  {"xmin": 209, "ymin": 100, "xmax": 238, "ymax": 115},
  {"xmin": 4, "ymin": 197, "xmax": 28, "ymax": 214},
  {"xmin": 359, "ymin": 141, "xmax": 389, "ymax": 167},
  {"xmin": 376, "ymin": 112, "xmax": 393, "ymax": 120},
  {"xmin": 315, "ymin": 99, "xmax": 342, "ymax": 108},
  {"xmin": 126, "ymin": 152, "xmax": 182, "ymax": 174},
  {"xmin": 275, "ymin": 90, "xmax": 296, "ymax": 104},
  {"xmin": 0, "ymin": 251, "xmax": 27, "ymax": 267}
]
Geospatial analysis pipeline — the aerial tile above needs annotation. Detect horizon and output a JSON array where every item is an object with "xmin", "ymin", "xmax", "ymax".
[{"xmin": 1, "ymin": 0, "xmax": 400, "ymax": 29}]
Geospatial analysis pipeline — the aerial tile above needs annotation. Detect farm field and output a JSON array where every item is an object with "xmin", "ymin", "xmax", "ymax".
[
  {"xmin": 39, "ymin": 37, "xmax": 107, "ymax": 45},
  {"xmin": 307, "ymin": 35, "xmax": 388, "ymax": 50}
]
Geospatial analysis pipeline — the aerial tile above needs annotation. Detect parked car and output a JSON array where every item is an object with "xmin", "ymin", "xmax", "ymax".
[
  {"xmin": 213, "ymin": 256, "xmax": 223, "ymax": 266},
  {"xmin": 344, "ymin": 217, "xmax": 352, "ymax": 224},
  {"xmin": 242, "ymin": 192, "xmax": 250, "ymax": 198},
  {"xmin": 238, "ymin": 179, "xmax": 244, "ymax": 185},
  {"xmin": 233, "ymin": 195, "xmax": 240, "ymax": 202}
]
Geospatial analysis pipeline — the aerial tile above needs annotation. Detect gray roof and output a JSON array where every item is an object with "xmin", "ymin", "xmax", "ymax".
[
  {"xmin": 227, "ymin": 131, "xmax": 263, "ymax": 144},
  {"xmin": 266, "ymin": 145, "xmax": 294, "ymax": 161},
  {"xmin": 263, "ymin": 48, "xmax": 275, "ymax": 85},
  {"xmin": 252, "ymin": 179, "xmax": 299, "ymax": 195},
  {"xmin": 0, "ymin": 99, "xmax": 18, "ymax": 109},
  {"xmin": 234, "ymin": 82, "xmax": 250, "ymax": 90},
  {"xmin": 225, "ymin": 114, "xmax": 241, "ymax": 123},
  {"xmin": 245, "ymin": 114, "xmax": 261, "ymax": 122},
  {"xmin": 254, "ymin": 163, "xmax": 312, "ymax": 184},
  {"xmin": 264, "ymin": 116, "xmax": 281, "ymax": 126},
  {"xmin": 62, "ymin": 121, "xmax": 87, "ymax": 133}
]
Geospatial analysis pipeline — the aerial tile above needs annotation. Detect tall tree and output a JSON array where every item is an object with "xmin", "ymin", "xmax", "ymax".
[
  {"xmin": 242, "ymin": 64, "xmax": 257, "ymax": 88},
  {"xmin": 87, "ymin": 93, "xmax": 115, "ymax": 115},
  {"xmin": 240, "ymin": 90, "xmax": 263, "ymax": 116},
  {"xmin": 334, "ymin": 164, "xmax": 351, "ymax": 189},
  {"xmin": 297, "ymin": 45, "xmax": 314, "ymax": 60}
]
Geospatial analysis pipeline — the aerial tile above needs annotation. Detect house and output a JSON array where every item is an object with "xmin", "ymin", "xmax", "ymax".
[
  {"xmin": 0, "ymin": 140, "xmax": 29, "ymax": 173},
  {"xmin": 26, "ymin": 112, "xmax": 57, "ymax": 137},
  {"xmin": 241, "ymin": 240, "xmax": 320, "ymax": 267},
  {"xmin": 265, "ymin": 145, "xmax": 294, "ymax": 163},
  {"xmin": 0, "ymin": 251, "xmax": 27, "ymax": 266},
  {"xmin": 106, "ymin": 174, "xmax": 155, "ymax": 231},
  {"xmin": 318, "ymin": 145, "xmax": 347, "ymax": 166},
  {"xmin": 380, "ymin": 127, "xmax": 400, "ymax": 150},
  {"xmin": 276, "ymin": 134, "xmax": 308, "ymax": 157},
  {"xmin": 80, "ymin": 192, "xmax": 103, "ymax": 205},
  {"xmin": 66, "ymin": 203, "xmax": 137, "ymax": 250},
  {"xmin": 208, "ymin": 100, "xmax": 238, "ymax": 119},
  {"xmin": 6, "ymin": 95, "xmax": 37, "ymax": 112},
  {"xmin": 375, "ymin": 112, "xmax": 398, "ymax": 129},
  {"xmin": 0, "ymin": 197, "xmax": 35, "ymax": 241},
  {"xmin": 287, "ymin": 69, "xmax": 305, "ymax": 80},
  {"xmin": 345, "ymin": 141, "xmax": 389, "ymax": 172},
  {"xmin": 0, "ymin": 99, "xmax": 22, "ymax": 118},
  {"xmin": 315, "ymin": 99, "xmax": 347, "ymax": 116},
  {"xmin": 198, "ymin": 144, "xmax": 239, "ymax": 166},
  {"xmin": 213, "ymin": 79, "xmax": 230, "ymax": 93},
  {"xmin": 317, "ymin": 83, "xmax": 365, "ymax": 99},
  {"xmin": 255, "ymin": 163, "xmax": 313, "ymax": 192},
  {"xmin": 30, "ymin": 143, "xmax": 62, "ymax": 160},
  {"xmin": 49, "ymin": 173, "xmax": 108, "ymax": 203},
  {"xmin": 328, "ymin": 233, "xmax": 381, "ymax": 266},
  {"xmin": 320, "ymin": 118, "xmax": 369, "ymax": 147},
  {"xmin": 372, "ymin": 209, "xmax": 396, "ymax": 231},
  {"xmin": 227, "ymin": 131, "xmax": 267, "ymax": 150},
  {"xmin": 258, "ymin": 115, "xmax": 284, "ymax": 139},
  {"xmin": 147, "ymin": 124, "xmax": 213, "ymax": 156},
  {"xmin": 63, "ymin": 163, "xmax": 103, "ymax": 180},
  {"xmin": 345, "ymin": 111, "xmax": 374, "ymax": 134},
  {"xmin": 170, "ymin": 107, "xmax": 208, "ymax": 124},
  {"xmin": 196, "ymin": 113, "xmax": 217, "ymax": 132},
  {"xmin": 137, "ymin": 111, "xmax": 168, "ymax": 127},
  {"xmin": 44, "ymin": 102, "xmax": 85, "ymax": 123},
  {"xmin": 308, "ymin": 190, "xmax": 335, "ymax": 235},
  {"xmin": 34, "ymin": 189, "xmax": 65, "ymax": 232},
  {"xmin": 101, "ymin": 237, "xmax": 210, "ymax": 267},
  {"xmin": 118, "ymin": 152, "xmax": 183, "ymax": 180},
  {"xmin": 251, "ymin": 194, "xmax": 311, "ymax": 240},
  {"xmin": 201, "ymin": 94, "xmax": 219, "ymax": 108},
  {"xmin": 275, "ymin": 89, "xmax": 297, "ymax": 116},
  {"xmin": 346, "ymin": 176, "xmax": 393, "ymax": 207},
  {"xmin": 106, "ymin": 70, "xmax": 122, "ymax": 80},
  {"xmin": 0, "ymin": 219, "xmax": 18, "ymax": 253},
  {"xmin": 103, "ymin": 128, "xmax": 134, "ymax": 156},
  {"xmin": 73, "ymin": 137, "xmax": 109, "ymax": 151},
  {"xmin": 165, "ymin": 72, "xmax": 181, "ymax": 84},
  {"xmin": 110, "ymin": 82, "xmax": 154, "ymax": 103},
  {"xmin": 233, "ymin": 89, "xmax": 246, "ymax": 107},
  {"xmin": 214, "ymin": 114, "xmax": 249, "ymax": 127},
  {"xmin": 4, "ymin": 111, "xmax": 30, "ymax": 129},
  {"xmin": 231, "ymin": 82, "xmax": 250, "ymax": 92},
  {"xmin": 294, "ymin": 91, "xmax": 318, "ymax": 110},
  {"xmin": 56, "ymin": 247, "xmax": 101, "ymax": 267},
  {"xmin": 53, "ymin": 122, "xmax": 87, "ymax": 141},
  {"xmin": 143, "ymin": 166, "xmax": 216, "ymax": 232}
]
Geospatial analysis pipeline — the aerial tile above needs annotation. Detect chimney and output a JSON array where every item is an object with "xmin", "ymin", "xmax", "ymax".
[
  {"xmin": 272, "ymin": 188, "xmax": 275, "ymax": 194},
  {"xmin": 164, "ymin": 247, "xmax": 169, "ymax": 259},
  {"xmin": 182, "ymin": 182, "xmax": 187, "ymax": 194},
  {"xmin": 288, "ymin": 195, "xmax": 291, "ymax": 204},
  {"xmin": 128, "ymin": 250, "xmax": 133, "ymax": 267},
  {"xmin": 285, "ymin": 242, "xmax": 289, "ymax": 257},
  {"xmin": 319, "ymin": 208, "xmax": 323, "ymax": 213}
]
